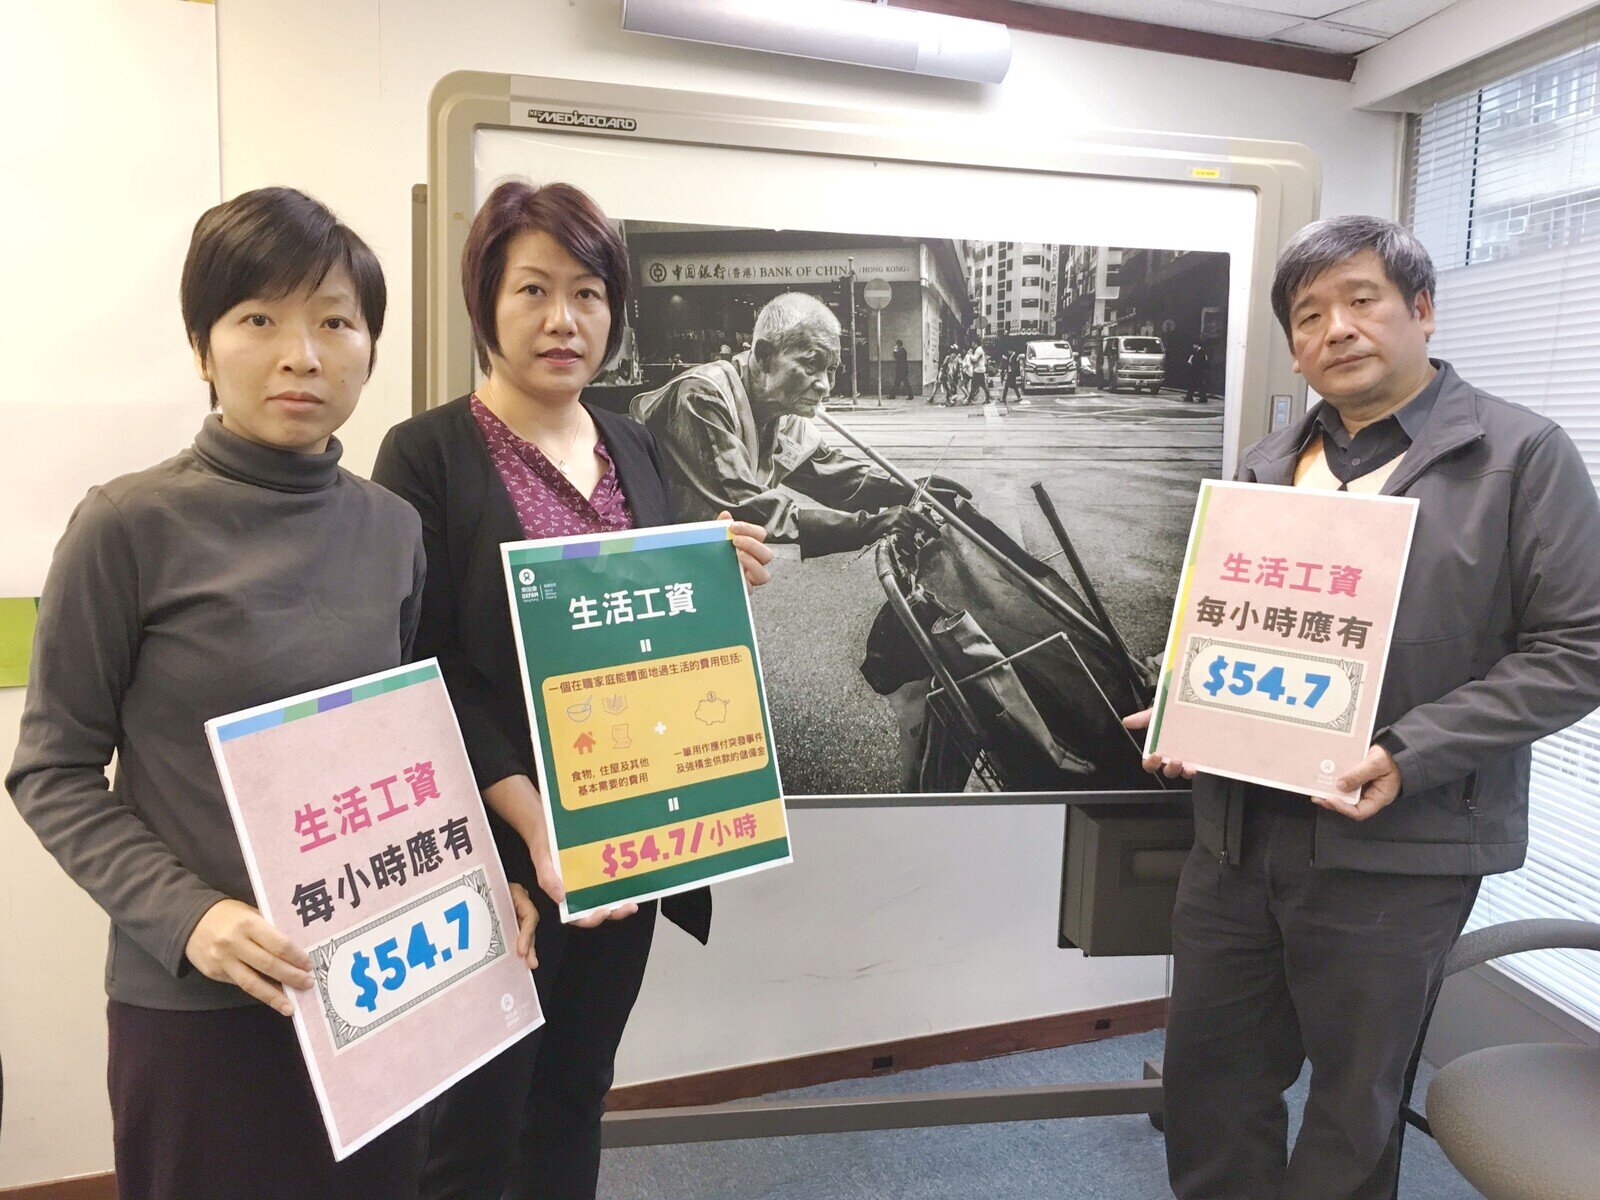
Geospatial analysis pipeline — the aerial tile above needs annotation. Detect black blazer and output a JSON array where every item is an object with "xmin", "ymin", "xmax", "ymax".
[{"xmin": 372, "ymin": 395, "xmax": 711, "ymax": 942}]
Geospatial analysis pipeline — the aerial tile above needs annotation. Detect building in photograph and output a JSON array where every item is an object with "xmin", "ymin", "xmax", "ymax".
[
  {"xmin": 961, "ymin": 240, "xmax": 1060, "ymax": 344},
  {"xmin": 622, "ymin": 223, "xmax": 971, "ymax": 395},
  {"xmin": 1057, "ymin": 245, "xmax": 1122, "ymax": 346},
  {"xmin": 1110, "ymin": 249, "xmax": 1228, "ymax": 347},
  {"xmin": 1056, "ymin": 246, "xmax": 1228, "ymax": 391}
]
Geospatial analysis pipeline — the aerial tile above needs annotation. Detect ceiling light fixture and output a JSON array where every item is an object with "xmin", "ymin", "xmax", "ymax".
[{"xmin": 620, "ymin": 0, "xmax": 1012, "ymax": 84}]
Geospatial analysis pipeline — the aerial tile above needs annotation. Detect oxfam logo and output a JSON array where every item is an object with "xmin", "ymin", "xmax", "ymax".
[{"xmin": 519, "ymin": 569, "xmax": 536, "ymax": 586}]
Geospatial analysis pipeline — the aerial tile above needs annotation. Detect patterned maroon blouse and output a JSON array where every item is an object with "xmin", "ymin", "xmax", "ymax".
[{"xmin": 471, "ymin": 395, "xmax": 635, "ymax": 537}]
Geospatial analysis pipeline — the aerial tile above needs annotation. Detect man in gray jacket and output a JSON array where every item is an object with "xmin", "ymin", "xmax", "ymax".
[{"xmin": 1126, "ymin": 215, "xmax": 1600, "ymax": 1199}]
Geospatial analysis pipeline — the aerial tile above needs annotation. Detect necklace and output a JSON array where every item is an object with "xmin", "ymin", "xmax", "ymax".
[
  {"xmin": 549, "ymin": 411, "xmax": 585, "ymax": 476},
  {"xmin": 476, "ymin": 391, "xmax": 585, "ymax": 476}
]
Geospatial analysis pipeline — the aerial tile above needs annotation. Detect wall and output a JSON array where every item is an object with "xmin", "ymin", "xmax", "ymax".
[
  {"xmin": 1, "ymin": 0, "xmax": 1403, "ymax": 1187},
  {"xmin": 0, "ymin": 0, "xmax": 219, "ymax": 1188}
]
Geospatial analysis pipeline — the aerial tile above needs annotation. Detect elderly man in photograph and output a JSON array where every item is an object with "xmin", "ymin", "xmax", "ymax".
[
  {"xmin": 633, "ymin": 291, "xmax": 960, "ymax": 556},
  {"xmin": 1130, "ymin": 215, "xmax": 1600, "ymax": 1200}
]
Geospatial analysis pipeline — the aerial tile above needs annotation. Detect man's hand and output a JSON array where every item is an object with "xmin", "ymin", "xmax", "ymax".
[
  {"xmin": 509, "ymin": 883, "xmax": 540, "ymax": 968},
  {"xmin": 185, "ymin": 898, "xmax": 312, "ymax": 1016},
  {"xmin": 1121, "ymin": 708, "xmax": 1197, "ymax": 779},
  {"xmin": 1313, "ymin": 745, "xmax": 1401, "ymax": 821},
  {"xmin": 484, "ymin": 775, "xmax": 639, "ymax": 929},
  {"xmin": 716, "ymin": 510, "xmax": 774, "ymax": 588},
  {"xmin": 858, "ymin": 505, "xmax": 939, "ymax": 547}
]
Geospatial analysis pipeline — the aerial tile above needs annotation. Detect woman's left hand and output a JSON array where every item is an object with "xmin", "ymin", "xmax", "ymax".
[
  {"xmin": 509, "ymin": 882, "xmax": 540, "ymax": 969},
  {"xmin": 718, "ymin": 510, "xmax": 774, "ymax": 588}
]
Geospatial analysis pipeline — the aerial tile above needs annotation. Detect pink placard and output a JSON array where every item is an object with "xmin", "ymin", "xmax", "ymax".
[
  {"xmin": 1146, "ymin": 481, "xmax": 1418, "ymax": 801},
  {"xmin": 206, "ymin": 661, "xmax": 542, "ymax": 1159}
]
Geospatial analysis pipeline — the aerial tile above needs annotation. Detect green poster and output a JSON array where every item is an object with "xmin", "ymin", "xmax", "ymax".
[{"xmin": 502, "ymin": 521, "xmax": 790, "ymax": 920}]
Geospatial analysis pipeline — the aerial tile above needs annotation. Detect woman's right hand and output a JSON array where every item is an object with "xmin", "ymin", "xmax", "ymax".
[
  {"xmin": 184, "ymin": 898, "xmax": 312, "ymax": 1016},
  {"xmin": 483, "ymin": 774, "xmax": 639, "ymax": 929}
]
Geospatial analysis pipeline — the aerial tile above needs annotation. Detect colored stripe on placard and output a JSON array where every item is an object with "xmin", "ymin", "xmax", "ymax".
[
  {"xmin": 508, "ymin": 525, "xmax": 731, "ymax": 565},
  {"xmin": 215, "ymin": 662, "xmax": 439, "ymax": 742}
]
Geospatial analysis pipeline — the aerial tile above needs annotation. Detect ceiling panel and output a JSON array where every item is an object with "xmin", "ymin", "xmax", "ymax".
[
  {"xmin": 1015, "ymin": 0, "xmax": 1325, "ymax": 38},
  {"xmin": 1188, "ymin": 0, "xmax": 1346, "ymax": 16},
  {"xmin": 1323, "ymin": 0, "xmax": 1456, "ymax": 35},
  {"xmin": 1007, "ymin": 0, "xmax": 1464, "ymax": 51},
  {"xmin": 1270, "ymin": 19, "xmax": 1388, "ymax": 50}
]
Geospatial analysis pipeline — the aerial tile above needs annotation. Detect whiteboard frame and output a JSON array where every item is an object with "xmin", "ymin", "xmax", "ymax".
[{"xmin": 423, "ymin": 71, "xmax": 1319, "ymax": 456}]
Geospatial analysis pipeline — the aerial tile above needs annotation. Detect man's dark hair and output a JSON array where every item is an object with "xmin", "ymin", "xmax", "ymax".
[
  {"xmin": 461, "ymin": 180, "xmax": 629, "ymax": 372},
  {"xmin": 1270, "ymin": 215, "xmax": 1436, "ymax": 337},
  {"xmin": 181, "ymin": 187, "xmax": 386, "ymax": 406}
]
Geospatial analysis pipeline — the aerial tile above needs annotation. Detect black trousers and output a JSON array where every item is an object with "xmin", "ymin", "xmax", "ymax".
[
  {"xmin": 1164, "ymin": 809, "xmax": 1479, "ymax": 1200},
  {"xmin": 891, "ymin": 364, "xmax": 913, "ymax": 398},
  {"xmin": 107, "ymin": 1000, "xmax": 424, "ymax": 1200},
  {"xmin": 419, "ymin": 893, "xmax": 658, "ymax": 1200}
]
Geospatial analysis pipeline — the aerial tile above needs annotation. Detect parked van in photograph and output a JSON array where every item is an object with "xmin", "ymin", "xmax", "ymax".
[{"xmin": 1096, "ymin": 336, "xmax": 1166, "ymax": 393}]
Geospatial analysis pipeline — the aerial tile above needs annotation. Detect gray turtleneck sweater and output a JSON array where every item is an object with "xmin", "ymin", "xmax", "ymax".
[{"xmin": 7, "ymin": 415, "xmax": 425, "ymax": 1010}]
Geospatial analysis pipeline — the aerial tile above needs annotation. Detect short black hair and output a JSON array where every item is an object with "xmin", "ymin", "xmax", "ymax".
[
  {"xmin": 181, "ymin": 187, "xmax": 386, "ymax": 404},
  {"xmin": 1271, "ymin": 215, "xmax": 1436, "ymax": 338}
]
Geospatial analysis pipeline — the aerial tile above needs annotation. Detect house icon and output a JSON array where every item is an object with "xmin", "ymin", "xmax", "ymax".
[{"xmin": 573, "ymin": 732, "xmax": 597, "ymax": 755}]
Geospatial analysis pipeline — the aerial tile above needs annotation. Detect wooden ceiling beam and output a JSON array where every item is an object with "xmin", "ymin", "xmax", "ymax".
[{"xmin": 890, "ymin": 0, "xmax": 1358, "ymax": 82}]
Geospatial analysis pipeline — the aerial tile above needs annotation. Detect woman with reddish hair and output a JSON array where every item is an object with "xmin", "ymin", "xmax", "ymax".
[{"xmin": 374, "ymin": 180, "xmax": 773, "ymax": 1199}]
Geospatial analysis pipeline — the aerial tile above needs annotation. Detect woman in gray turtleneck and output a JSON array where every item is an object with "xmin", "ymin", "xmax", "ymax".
[{"xmin": 7, "ymin": 188, "xmax": 456, "ymax": 1199}]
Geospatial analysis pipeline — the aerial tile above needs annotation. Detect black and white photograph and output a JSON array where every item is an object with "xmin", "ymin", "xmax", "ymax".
[{"xmin": 579, "ymin": 221, "xmax": 1231, "ymax": 797}]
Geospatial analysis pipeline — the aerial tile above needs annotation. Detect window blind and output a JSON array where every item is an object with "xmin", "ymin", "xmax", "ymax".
[{"xmin": 1406, "ymin": 14, "xmax": 1600, "ymax": 1031}]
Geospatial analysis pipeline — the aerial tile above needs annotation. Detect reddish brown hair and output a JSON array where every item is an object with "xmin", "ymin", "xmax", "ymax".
[{"xmin": 460, "ymin": 180, "xmax": 629, "ymax": 372}]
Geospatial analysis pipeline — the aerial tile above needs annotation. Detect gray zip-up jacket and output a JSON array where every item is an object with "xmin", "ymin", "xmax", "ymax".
[{"xmin": 1191, "ymin": 361, "xmax": 1600, "ymax": 876}]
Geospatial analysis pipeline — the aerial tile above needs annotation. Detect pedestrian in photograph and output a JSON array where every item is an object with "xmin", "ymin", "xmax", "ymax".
[
  {"xmin": 932, "ymin": 343, "xmax": 962, "ymax": 406},
  {"xmin": 1184, "ymin": 340, "xmax": 1210, "ymax": 403},
  {"xmin": 940, "ymin": 342, "xmax": 966, "ymax": 409},
  {"xmin": 1001, "ymin": 349, "xmax": 1025, "ymax": 405},
  {"xmin": 964, "ymin": 342, "xmax": 993, "ymax": 406},
  {"xmin": 926, "ymin": 347, "xmax": 948, "ymax": 404},
  {"xmin": 890, "ymin": 338, "xmax": 913, "ymax": 399}
]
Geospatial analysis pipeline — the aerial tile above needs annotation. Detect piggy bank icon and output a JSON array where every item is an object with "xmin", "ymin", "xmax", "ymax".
[{"xmin": 694, "ymin": 692, "xmax": 730, "ymax": 726}]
